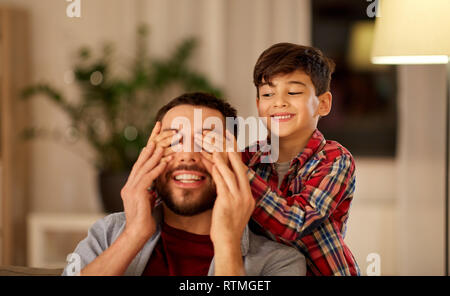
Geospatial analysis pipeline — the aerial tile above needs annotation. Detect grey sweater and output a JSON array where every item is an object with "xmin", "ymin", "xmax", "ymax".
[{"xmin": 62, "ymin": 205, "xmax": 306, "ymax": 276}]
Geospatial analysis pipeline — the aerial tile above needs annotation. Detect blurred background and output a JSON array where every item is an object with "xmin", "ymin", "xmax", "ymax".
[{"xmin": 0, "ymin": 0, "xmax": 448, "ymax": 275}]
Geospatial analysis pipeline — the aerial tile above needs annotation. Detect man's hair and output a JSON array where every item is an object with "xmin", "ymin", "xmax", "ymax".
[
  {"xmin": 155, "ymin": 91, "xmax": 237, "ymax": 126},
  {"xmin": 253, "ymin": 43, "xmax": 336, "ymax": 97}
]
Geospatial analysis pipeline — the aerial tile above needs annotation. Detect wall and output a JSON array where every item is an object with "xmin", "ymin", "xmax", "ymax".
[
  {"xmin": 396, "ymin": 64, "xmax": 447, "ymax": 275},
  {"xmin": 0, "ymin": 0, "xmax": 311, "ymax": 214},
  {"xmin": 0, "ymin": 0, "xmax": 311, "ymax": 264},
  {"xmin": 345, "ymin": 157, "xmax": 398, "ymax": 275}
]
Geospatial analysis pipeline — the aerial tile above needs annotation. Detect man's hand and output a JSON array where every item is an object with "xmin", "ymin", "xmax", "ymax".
[
  {"xmin": 121, "ymin": 121, "xmax": 177, "ymax": 241},
  {"xmin": 209, "ymin": 150, "xmax": 255, "ymax": 247},
  {"xmin": 80, "ymin": 122, "xmax": 177, "ymax": 276},
  {"xmin": 200, "ymin": 130, "xmax": 253, "ymax": 246},
  {"xmin": 205, "ymin": 132, "xmax": 255, "ymax": 275}
]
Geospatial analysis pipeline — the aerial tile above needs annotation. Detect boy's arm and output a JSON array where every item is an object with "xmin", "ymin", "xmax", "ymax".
[{"xmin": 246, "ymin": 154, "xmax": 355, "ymax": 242}]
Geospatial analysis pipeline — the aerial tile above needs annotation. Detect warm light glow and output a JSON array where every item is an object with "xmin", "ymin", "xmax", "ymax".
[
  {"xmin": 372, "ymin": 56, "xmax": 449, "ymax": 65},
  {"xmin": 371, "ymin": 0, "xmax": 450, "ymax": 65},
  {"xmin": 349, "ymin": 21, "xmax": 388, "ymax": 71}
]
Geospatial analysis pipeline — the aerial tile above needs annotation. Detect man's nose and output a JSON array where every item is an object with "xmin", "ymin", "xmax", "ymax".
[
  {"xmin": 177, "ymin": 150, "xmax": 201, "ymax": 164},
  {"xmin": 175, "ymin": 133, "xmax": 201, "ymax": 163}
]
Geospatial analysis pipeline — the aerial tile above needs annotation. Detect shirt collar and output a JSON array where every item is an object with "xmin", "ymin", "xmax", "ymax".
[
  {"xmin": 152, "ymin": 202, "xmax": 250, "ymax": 256},
  {"xmin": 248, "ymin": 128, "xmax": 326, "ymax": 168}
]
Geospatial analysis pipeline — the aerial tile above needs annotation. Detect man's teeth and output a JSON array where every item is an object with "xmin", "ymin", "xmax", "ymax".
[
  {"xmin": 273, "ymin": 115, "xmax": 292, "ymax": 120},
  {"xmin": 174, "ymin": 174, "xmax": 202, "ymax": 182}
]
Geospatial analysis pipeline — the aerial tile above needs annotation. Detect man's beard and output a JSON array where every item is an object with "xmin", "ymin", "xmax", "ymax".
[{"xmin": 155, "ymin": 164, "xmax": 216, "ymax": 216}]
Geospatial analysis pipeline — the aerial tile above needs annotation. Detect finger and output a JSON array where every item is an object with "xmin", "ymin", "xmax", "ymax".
[
  {"xmin": 194, "ymin": 134, "xmax": 211, "ymax": 153},
  {"xmin": 203, "ymin": 131, "xmax": 226, "ymax": 152},
  {"xmin": 147, "ymin": 121, "xmax": 161, "ymax": 146},
  {"xmin": 153, "ymin": 129, "xmax": 178, "ymax": 144},
  {"xmin": 225, "ymin": 129, "xmax": 238, "ymax": 152},
  {"xmin": 212, "ymin": 151, "xmax": 240, "ymax": 197},
  {"xmin": 161, "ymin": 154, "xmax": 175, "ymax": 163},
  {"xmin": 227, "ymin": 150, "xmax": 251, "ymax": 195},
  {"xmin": 211, "ymin": 164, "xmax": 230, "ymax": 198},
  {"xmin": 200, "ymin": 150, "xmax": 213, "ymax": 163},
  {"xmin": 156, "ymin": 132, "xmax": 182, "ymax": 149},
  {"xmin": 163, "ymin": 143, "xmax": 183, "ymax": 157},
  {"xmin": 129, "ymin": 141, "xmax": 156, "ymax": 181},
  {"xmin": 133, "ymin": 146, "xmax": 165, "ymax": 187},
  {"xmin": 137, "ymin": 160, "xmax": 169, "ymax": 192},
  {"xmin": 195, "ymin": 134, "xmax": 221, "ymax": 153},
  {"xmin": 200, "ymin": 154, "xmax": 214, "ymax": 175}
]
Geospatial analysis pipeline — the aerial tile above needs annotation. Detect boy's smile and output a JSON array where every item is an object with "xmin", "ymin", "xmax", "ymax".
[
  {"xmin": 256, "ymin": 70, "xmax": 332, "ymax": 141},
  {"xmin": 271, "ymin": 112, "xmax": 296, "ymax": 122}
]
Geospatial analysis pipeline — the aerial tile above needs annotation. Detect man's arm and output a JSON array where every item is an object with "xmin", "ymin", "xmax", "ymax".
[
  {"xmin": 213, "ymin": 241, "xmax": 245, "ymax": 276},
  {"xmin": 67, "ymin": 122, "xmax": 176, "ymax": 276},
  {"xmin": 79, "ymin": 228, "xmax": 149, "ymax": 276}
]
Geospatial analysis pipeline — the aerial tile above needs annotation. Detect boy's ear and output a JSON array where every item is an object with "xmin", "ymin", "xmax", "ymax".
[{"xmin": 317, "ymin": 91, "xmax": 332, "ymax": 117}]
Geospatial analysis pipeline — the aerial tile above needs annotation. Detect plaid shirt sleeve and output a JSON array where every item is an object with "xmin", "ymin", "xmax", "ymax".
[{"xmin": 248, "ymin": 154, "xmax": 355, "ymax": 243}]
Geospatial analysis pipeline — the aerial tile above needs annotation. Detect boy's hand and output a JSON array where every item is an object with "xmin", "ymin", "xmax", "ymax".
[
  {"xmin": 195, "ymin": 129, "xmax": 239, "ymax": 168},
  {"xmin": 121, "ymin": 122, "xmax": 174, "ymax": 242}
]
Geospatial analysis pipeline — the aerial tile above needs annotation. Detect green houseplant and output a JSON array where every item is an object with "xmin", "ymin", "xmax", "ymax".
[{"xmin": 21, "ymin": 25, "xmax": 223, "ymax": 212}]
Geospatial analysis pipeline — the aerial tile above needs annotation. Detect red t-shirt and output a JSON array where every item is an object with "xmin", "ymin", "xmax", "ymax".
[{"xmin": 142, "ymin": 223, "xmax": 214, "ymax": 276}]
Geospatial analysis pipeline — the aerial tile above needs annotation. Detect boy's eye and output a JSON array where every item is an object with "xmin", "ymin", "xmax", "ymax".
[
  {"xmin": 288, "ymin": 92, "xmax": 303, "ymax": 95},
  {"xmin": 261, "ymin": 93, "xmax": 274, "ymax": 98}
]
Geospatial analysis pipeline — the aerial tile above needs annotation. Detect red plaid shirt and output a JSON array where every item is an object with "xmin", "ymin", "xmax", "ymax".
[{"xmin": 242, "ymin": 129, "xmax": 360, "ymax": 276}]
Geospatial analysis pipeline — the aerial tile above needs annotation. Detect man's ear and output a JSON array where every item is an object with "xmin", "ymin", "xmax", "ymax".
[{"xmin": 317, "ymin": 91, "xmax": 332, "ymax": 117}]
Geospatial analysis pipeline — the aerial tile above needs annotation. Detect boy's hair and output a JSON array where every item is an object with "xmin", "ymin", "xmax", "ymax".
[
  {"xmin": 155, "ymin": 92, "xmax": 237, "ymax": 132},
  {"xmin": 253, "ymin": 43, "xmax": 336, "ymax": 97}
]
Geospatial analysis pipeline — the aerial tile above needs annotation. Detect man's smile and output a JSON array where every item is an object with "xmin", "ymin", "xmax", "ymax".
[{"xmin": 171, "ymin": 170, "xmax": 207, "ymax": 188}]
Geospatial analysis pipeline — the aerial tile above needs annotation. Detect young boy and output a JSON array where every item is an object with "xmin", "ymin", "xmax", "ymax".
[{"xmin": 242, "ymin": 43, "xmax": 359, "ymax": 276}]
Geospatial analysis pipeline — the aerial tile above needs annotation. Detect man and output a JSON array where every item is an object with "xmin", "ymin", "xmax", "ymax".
[{"xmin": 62, "ymin": 92, "xmax": 306, "ymax": 276}]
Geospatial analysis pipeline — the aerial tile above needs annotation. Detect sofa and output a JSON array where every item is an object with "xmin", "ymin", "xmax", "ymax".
[{"xmin": 0, "ymin": 265, "xmax": 63, "ymax": 276}]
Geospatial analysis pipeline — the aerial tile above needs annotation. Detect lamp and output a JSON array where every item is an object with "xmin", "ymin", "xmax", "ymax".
[
  {"xmin": 371, "ymin": 0, "xmax": 450, "ymax": 65},
  {"xmin": 371, "ymin": 0, "xmax": 450, "ymax": 275},
  {"xmin": 348, "ymin": 21, "xmax": 387, "ymax": 72}
]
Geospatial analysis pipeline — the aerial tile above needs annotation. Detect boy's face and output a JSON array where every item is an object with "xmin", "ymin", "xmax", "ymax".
[{"xmin": 256, "ymin": 70, "xmax": 331, "ymax": 139}]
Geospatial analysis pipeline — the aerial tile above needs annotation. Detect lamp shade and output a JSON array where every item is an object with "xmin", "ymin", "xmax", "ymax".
[{"xmin": 371, "ymin": 0, "xmax": 450, "ymax": 64}]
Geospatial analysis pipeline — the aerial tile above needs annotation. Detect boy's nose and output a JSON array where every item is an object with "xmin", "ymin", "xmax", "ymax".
[{"xmin": 273, "ymin": 94, "xmax": 289, "ymax": 108}]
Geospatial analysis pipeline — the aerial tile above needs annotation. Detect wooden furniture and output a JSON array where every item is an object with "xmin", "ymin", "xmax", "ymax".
[
  {"xmin": 0, "ymin": 265, "xmax": 63, "ymax": 276},
  {"xmin": 27, "ymin": 213, "xmax": 104, "ymax": 268},
  {"xmin": 0, "ymin": 6, "xmax": 31, "ymax": 266}
]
